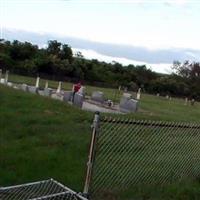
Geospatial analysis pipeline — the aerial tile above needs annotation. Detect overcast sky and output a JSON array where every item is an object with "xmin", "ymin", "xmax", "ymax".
[{"xmin": 1, "ymin": 0, "xmax": 200, "ymax": 73}]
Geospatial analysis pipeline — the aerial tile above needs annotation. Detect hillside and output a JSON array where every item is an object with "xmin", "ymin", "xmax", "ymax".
[{"xmin": 0, "ymin": 84, "xmax": 92, "ymax": 191}]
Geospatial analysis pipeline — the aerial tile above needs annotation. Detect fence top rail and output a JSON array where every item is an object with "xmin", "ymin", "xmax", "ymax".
[{"xmin": 101, "ymin": 117, "xmax": 200, "ymax": 129}]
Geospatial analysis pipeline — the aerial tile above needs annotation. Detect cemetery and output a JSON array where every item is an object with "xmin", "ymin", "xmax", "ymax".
[{"xmin": 0, "ymin": 71, "xmax": 140, "ymax": 114}]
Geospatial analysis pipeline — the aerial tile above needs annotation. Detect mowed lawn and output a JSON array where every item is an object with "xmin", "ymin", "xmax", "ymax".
[
  {"xmin": 0, "ymin": 84, "xmax": 92, "ymax": 192},
  {"xmin": 8, "ymin": 73, "xmax": 200, "ymax": 122}
]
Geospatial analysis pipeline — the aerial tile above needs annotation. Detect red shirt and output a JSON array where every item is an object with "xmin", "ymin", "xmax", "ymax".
[{"xmin": 74, "ymin": 83, "xmax": 81, "ymax": 92}]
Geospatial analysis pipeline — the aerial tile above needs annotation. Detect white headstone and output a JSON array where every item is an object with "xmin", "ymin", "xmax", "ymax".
[
  {"xmin": 7, "ymin": 82, "xmax": 13, "ymax": 87},
  {"xmin": 56, "ymin": 81, "xmax": 62, "ymax": 93},
  {"xmin": 136, "ymin": 88, "xmax": 141, "ymax": 100},
  {"xmin": 45, "ymin": 81, "xmax": 48, "ymax": 89},
  {"xmin": 184, "ymin": 97, "xmax": 188, "ymax": 106},
  {"xmin": 21, "ymin": 84, "xmax": 28, "ymax": 92},
  {"xmin": 35, "ymin": 77, "xmax": 40, "ymax": 88},
  {"xmin": 4, "ymin": 70, "xmax": 9, "ymax": 84}
]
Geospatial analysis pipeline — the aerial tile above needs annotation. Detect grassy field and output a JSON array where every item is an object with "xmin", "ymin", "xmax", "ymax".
[
  {"xmin": 92, "ymin": 120, "xmax": 200, "ymax": 200},
  {"xmin": 1, "ymin": 74, "xmax": 200, "ymax": 199},
  {"xmin": 7, "ymin": 73, "xmax": 200, "ymax": 122},
  {"xmin": 0, "ymin": 84, "xmax": 92, "ymax": 191}
]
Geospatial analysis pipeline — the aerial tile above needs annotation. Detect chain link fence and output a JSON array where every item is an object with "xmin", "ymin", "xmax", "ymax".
[
  {"xmin": 87, "ymin": 115, "xmax": 200, "ymax": 199},
  {"xmin": 0, "ymin": 179, "xmax": 88, "ymax": 200}
]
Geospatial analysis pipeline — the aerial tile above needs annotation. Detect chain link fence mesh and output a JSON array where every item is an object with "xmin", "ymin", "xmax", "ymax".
[
  {"xmin": 0, "ymin": 179, "xmax": 87, "ymax": 200},
  {"xmin": 90, "ymin": 117, "xmax": 200, "ymax": 199}
]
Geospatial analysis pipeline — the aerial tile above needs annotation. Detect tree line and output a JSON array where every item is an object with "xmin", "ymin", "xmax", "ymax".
[{"xmin": 0, "ymin": 39, "xmax": 200, "ymax": 100}]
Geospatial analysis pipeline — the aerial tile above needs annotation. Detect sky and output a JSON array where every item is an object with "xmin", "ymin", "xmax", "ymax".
[{"xmin": 1, "ymin": 0, "xmax": 200, "ymax": 73}]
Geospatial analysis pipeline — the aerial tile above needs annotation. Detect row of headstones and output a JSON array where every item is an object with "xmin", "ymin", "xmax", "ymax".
[
  {"xmin": 0, "ymin": 70, "xmax": 84, "ymax": 108},
  {"xmin": 157, "ymin": 93, "xmax": 195, "ymax": 106},
  {"xmin": 91, "ymin": 91, "xmax": 139, "ymax": 113},
  {"xmin": 0, "ymin": 70, "xmax": 139, "ymax": 113}
]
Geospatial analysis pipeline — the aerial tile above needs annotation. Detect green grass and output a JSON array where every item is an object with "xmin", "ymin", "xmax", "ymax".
[
  {"xmin": 7, "ymin": 73, "xmax": 200, "ymax": 122},
  {"xmin": 0, "ymin": 84, "xmax": 92, "ymax": 191},
  {"xmin": 1, "ymin": 73, "xmax": 200, "ymax": 199},
  {"xmin": 91, "ymin": 121, "xmax": 200, "ymax": 200}
]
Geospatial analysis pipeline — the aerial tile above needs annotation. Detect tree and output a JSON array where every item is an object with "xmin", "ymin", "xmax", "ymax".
[{"xmin": 47, "ymin": 40, "xmax": 61, "ymax": 56}]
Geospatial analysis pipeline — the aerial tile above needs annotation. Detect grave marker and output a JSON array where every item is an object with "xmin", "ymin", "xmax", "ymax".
[
  {"xmin": 136, "ymin": 88, "xmax": 141, "ymax": 100},
  {"xmin": 73, "ymin": 92, "xmax": 84, "ymax": 108},
  {"xmin": 63, "ymin": 91, "xmax": 73, "ymax": 102},
  {"xmin": 35, "ymin": 77, "xmax": 40, "ymax": 88},
  {"xmin": 91, "ymin": 91, "xmax": 105, "ymax": 104},
  {"xmin": 44, "ymin": 88, "xmax": 53, "ymax": 97},
  {"xmin": 56, "ymin": 81, "xmax": 62, "ymax": 93},
  {"xmin": 119, "ymin": 94, "xmax": 138, "ymax": 113},
  {"xmin": 45, "ymin": 81, "xmax": 48, "ymax": 89},
  {"xmin": 21, "ymin": 84, "xmax": 28, "ymax": 92},
  {"xmin": 184, "ymin": 97, "xmax": 188, "ymax": 106},
  {"xmin": 4, "ymin": 70, "xmax": 9, "ymax": 84}
]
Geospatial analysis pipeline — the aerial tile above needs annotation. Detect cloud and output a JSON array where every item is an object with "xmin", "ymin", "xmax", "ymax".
[
  {"xmin": 164, "ymin": 0, "xmax": 188, "ymax": 6},
  {"xmin": 73, "ymin": 48, "xmax": 173, "ymax": 74}
]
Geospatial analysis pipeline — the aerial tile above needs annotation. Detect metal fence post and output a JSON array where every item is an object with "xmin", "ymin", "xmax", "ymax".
[{"xmin": 83, "ymin": 111, "xmax": 100, "ymax": 197}]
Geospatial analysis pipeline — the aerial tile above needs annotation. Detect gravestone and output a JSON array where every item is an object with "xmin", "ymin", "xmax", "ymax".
[
  {"xmin": 120, "ymin": 93, "xmax": 138, "ymax": 113},
  {"xmin": 136, "ymin": 88, "xmax": 141, "ymax": 100},
  {"xmin": 21, "ymin": 84, "xmax": 28, "ymax": 92},
  {"xmin": 44, "ymin": 88, "xmax": 53, "ymax": 97},
  {"xmin": 0, "ymin": 78, "xmax": 5, "ymax": 83},
  {"xmin": 78, "ymin": 86, "xmax": 86, "ymax": 96},
  {"xmin": 4, "ymin": 70, "xmax": 9, "ymax": 84},
  {"xmin": 191, "ymin": 99, "xmax": 195, "ymax": 106},
  {"xmin": 184, "ymin": 97, "xmax": 188, "ymax": 106},
  {"xmin": 51, "ymin": 93, "xmax": 63, "ymax": 101},
  {"xmin": 56, "ymin": 81, "xmax": 62, "ymax": 93},
  {"xmin": 91, "ymin": 91, "xmax": 105, "ymax": 103},
  {"xmin": 73, "ymin": 92, "xmax": 84, "ymax": 108},
  {"xmin": 38, "ymin": 90, "xmax": 45, "ymax": 96},
  {"xmin": 123, "ymin": 93, "xmax": 132, "ymax": 98},
  {"xmin": 35, "ymin": 77, "xmax": 40, "ymax": 88},
  {"xmin": 13, "ymin": 85, "xmax": 20, "ymax": 90},
  {"xmin": 28, "ymin": 86, "xmax": 38, "ymax": 94},
  {"xmin": 63, "ymin": 91, "xmax": 73, "ymax": 102},
  {"xmin": 45, "ymin": 81, "xmax": 48, "ymax": 89},
  {"xmin": 7, "ymin": 82, "xmax": 13, "ymax": 87}
]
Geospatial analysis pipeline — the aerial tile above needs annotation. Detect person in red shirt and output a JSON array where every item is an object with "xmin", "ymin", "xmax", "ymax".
[{"xmin": 72, "ymin": 82, "xmax": 81, "ymax": 102}]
